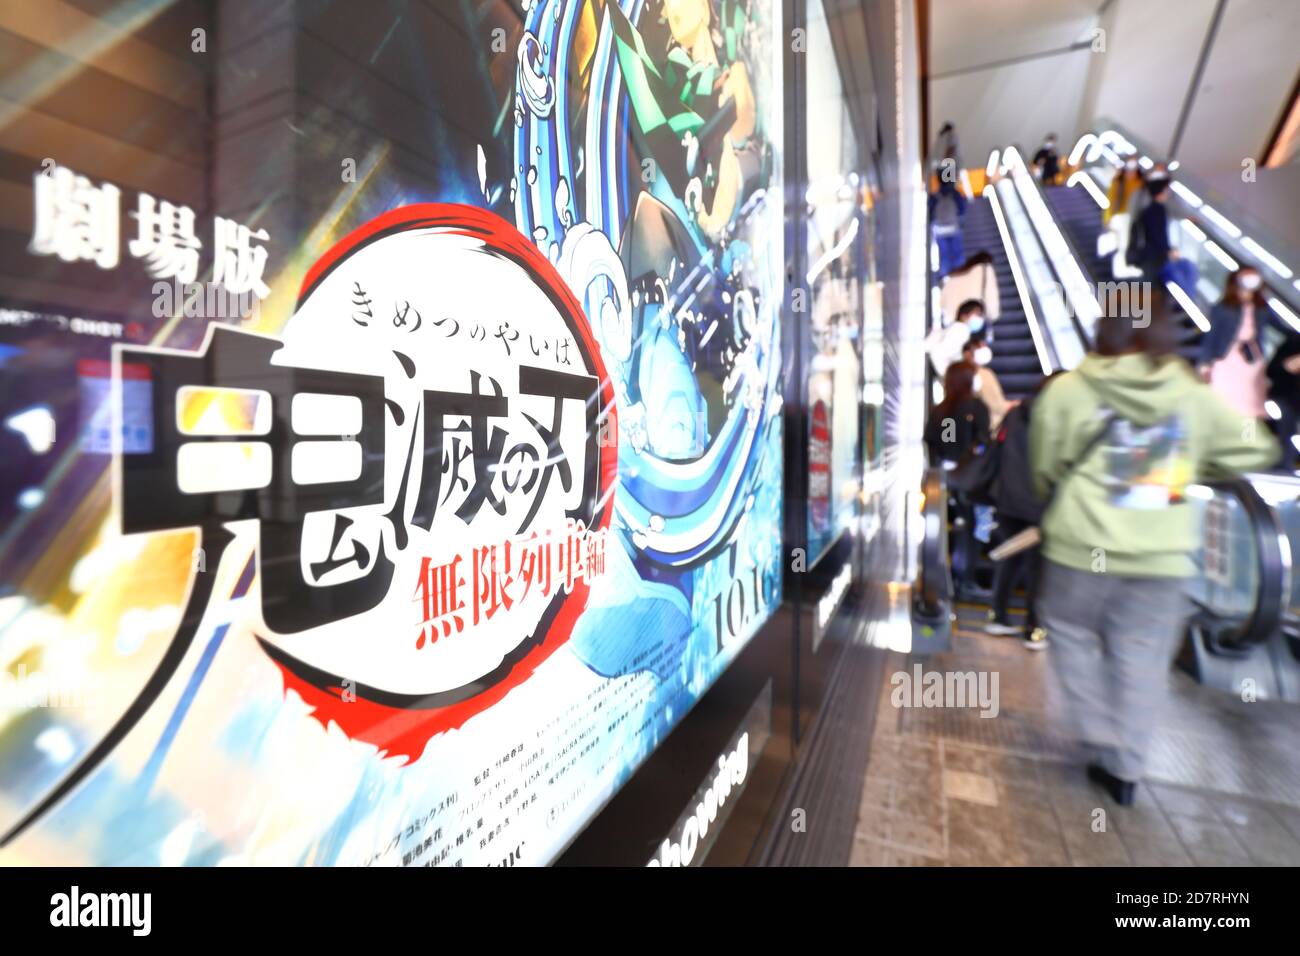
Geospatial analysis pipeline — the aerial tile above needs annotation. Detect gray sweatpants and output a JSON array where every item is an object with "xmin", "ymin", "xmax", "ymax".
[{"xmin": 1037, "ymin": 559, "xmax": 1191, "ymax": 782}]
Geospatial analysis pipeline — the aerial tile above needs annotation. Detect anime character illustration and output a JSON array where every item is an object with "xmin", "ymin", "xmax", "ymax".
[{"xmin": 513, "ymin": 0, "xmax": 783, "ymax": 708}]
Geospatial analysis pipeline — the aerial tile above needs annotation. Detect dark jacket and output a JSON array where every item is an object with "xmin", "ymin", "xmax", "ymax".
[
  {"xmin": 1199, "ymin": 300, "xmax": 1283, "ymax": 367},
  {"xmin": 991, "ymin": 400, "xmax": 1042, "ymax": 522},
  {"xmin": 1033, "ymin": 147, "xmax": 1060, "ymax": 182},
  {"xmin": 1268, "ymin": 332, "xmax": 1300, "ymax": 404},
  {"xmin": 925, "ymin": 398, "xmax": 988, "ymax": 465},
  {"xmin": 1133, "ymin": 199, "xmax": 1170, "ymax": 272}
]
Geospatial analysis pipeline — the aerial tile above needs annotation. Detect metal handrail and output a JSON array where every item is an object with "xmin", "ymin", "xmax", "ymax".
[
  {"xmin": 987, "ymin": 147, "xmax": 1071, "ymax": 371},
  {"xmin": 1198, "ymin": 477, "xmax": 1288, "ymax": 650},
  {"xmin": 1014, "ymin": 150, "xmax": 1101, "ymax": 357}
]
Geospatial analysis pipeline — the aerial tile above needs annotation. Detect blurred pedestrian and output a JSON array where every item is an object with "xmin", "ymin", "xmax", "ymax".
[
  {"xmin": 1129, "ymin": 171, "xmax": 1175, "ymax": 286},
  {"xmin": 929, "ymin": 178, "xmax": 967, "ymax": 279},
  {"xmin": 985, "ymin": 373, "xmax": 1059, "ymax": 647},
  {"xmin": 926, "ymin": 359, "xmax": 989, "ymax": 466},
  {"xmin": 927, "ymin": 360, "xmax": 989, "ymax": 599},
  {"xmin": 940, "ymin": 251, "xmax": 1000, "ymax": 336},
  {"xmin": 1030, "ymin": 293, "xmax": 1278, "ymax": 805},
  {"xmin": 1199, "ymin": 266, "xmax": 1283, "ymax": 420},
  {"xmin": 1033, "ymin": 133, "xmax": 1061, "ymax": 185},
  {"xmin": 1107, "ymin": 154, "xmax": 1145, "ymax": 278},
  {"xmin": 926, "ymin": 298, "xmax": 985, "ymax": 375},
  {"xmin": 929, "ymin": 121, "xmax": 962, "ymax": 185},
  {"xmin": 1267, "ymin": 328, "xmax": 1300, "ymax": 471},
  {"xmin": 963, "ymin": 332, "xmax": 1011, "ymax": 431},
  {"xmin": 1104, "ymin": 153, "xmax": 1143, "ymax": 224}
]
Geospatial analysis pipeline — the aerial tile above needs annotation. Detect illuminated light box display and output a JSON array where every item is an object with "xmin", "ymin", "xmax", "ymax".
[{"xmin": 0, "ymin": 0, "xmax": 784, "ymax": 867}]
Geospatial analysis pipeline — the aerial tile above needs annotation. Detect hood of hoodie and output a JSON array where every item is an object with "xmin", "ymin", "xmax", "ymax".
[{"xmin": 1075, "ymin": 353, "xmax": 1199, "ymax": 428}]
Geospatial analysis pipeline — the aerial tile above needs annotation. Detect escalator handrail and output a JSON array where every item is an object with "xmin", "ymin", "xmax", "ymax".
[
  {"xmin": 987, "ymin": 154, "xmax": 1063, "ymax": 372},
  {"xmin": 987, "ymin": 143, "xmax": 1081, "ymax": 371},
  {"xmin": 1203, "ymin": 476, "xmax": 1288, "ymax": 649},
  {"xmin": 1013, "ymin": 152, "xmax": 1101, "ymax": 357}
]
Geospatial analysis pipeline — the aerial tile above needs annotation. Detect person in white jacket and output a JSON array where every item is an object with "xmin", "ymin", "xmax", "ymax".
[
  {"xmin": 926, "ymin": 299, "xmax": 986, "ymax": 375},
  {"xmin": 939, "ymin": 251, "xmax": 999, "ymax": 335}
]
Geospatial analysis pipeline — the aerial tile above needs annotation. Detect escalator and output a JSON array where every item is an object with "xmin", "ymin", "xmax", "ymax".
[
  {"xmin": 1182, "ymin": 474, "xmax": 1300, "ymax": 701},
  {"xmin": 1042, "ymin": 178, "xmax": 1203, "ymax": 362},
  {"xmin": 919, "ymin": 143, "xmax": 1300, "ymax": 692},
  {"xmin": 963, "ymin": 196, "xmax": 1043, "ymax": 400},
  {"xmin": 1042, "ymin": 184, "xmax": 1111, "ymax": 287}
]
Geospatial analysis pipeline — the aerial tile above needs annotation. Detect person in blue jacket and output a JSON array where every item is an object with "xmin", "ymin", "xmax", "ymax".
[
  {"xmin": 929, "ymin": 178, "xmax": 967, "ymax": 279},
  {"xmin": 1199, "ymin": 267, "xmax": 1284, "ymax": 365},
  {"xmin": 1197, "ymin": 266, "xmax": 1287, "ymax": 420}
]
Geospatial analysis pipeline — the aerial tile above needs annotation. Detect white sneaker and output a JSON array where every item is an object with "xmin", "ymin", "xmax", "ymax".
[
  {"xmin": 1022, "ymin": 627, "xmax": 1049, "ymax": 650},
  {"xmin": 984, "ymin": 621, "xmax": 1022, "ymax": 636}
]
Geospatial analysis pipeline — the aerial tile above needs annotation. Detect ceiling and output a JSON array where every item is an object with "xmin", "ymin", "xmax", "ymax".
[{"xmin": 928, "ymin": 0, "xmax": 1103, "ymax": 78}]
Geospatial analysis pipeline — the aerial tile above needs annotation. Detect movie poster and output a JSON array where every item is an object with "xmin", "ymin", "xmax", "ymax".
[{"xmin": 0, "ymin": 0, "xmax": 783, "ymax": 866}]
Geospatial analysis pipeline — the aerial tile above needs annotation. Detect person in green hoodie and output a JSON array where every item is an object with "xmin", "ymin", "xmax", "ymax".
[{"xmin": 1030, "ymin": 293, "xmax": 1278, "ymax": 806}]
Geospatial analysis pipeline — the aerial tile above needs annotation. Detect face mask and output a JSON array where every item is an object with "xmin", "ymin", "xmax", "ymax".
[
  {"xmin": 973, "ymin": 346, "xmax": 992, "ymax": 366},
  {"xmin": 1239, "ymin": 273, "xmax": 1262, "ymax": 291},
  {"xmin": 966, "ymin": 315, "xmax": 985, "ymax": 333}
]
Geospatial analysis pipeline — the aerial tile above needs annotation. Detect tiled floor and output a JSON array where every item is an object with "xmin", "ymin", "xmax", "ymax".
[{"xmin": 852, "ymin": 606, "xmax": 1300, "ymax": 866}]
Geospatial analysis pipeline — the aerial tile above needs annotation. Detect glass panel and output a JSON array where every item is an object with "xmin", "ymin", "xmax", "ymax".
[
  {"xmin": 805, "ymin": 0, "xmax": 871, "ymax": 562},
  {"xmin": 1244, "ymin": 473, "xmax": 1300, "ymax": 622},
  {"xmin": 1283, "ymin": 497, "xmax": 1300, "ymax": 621},
  {"xmin": 1186, "ymin": 484, "xmax": 1264, "ymax": 622}
]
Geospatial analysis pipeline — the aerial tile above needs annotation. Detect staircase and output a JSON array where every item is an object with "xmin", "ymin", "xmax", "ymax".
[
  {"xmin": 1043, "ymin": 182, "xmax": 1203, "ymax": 363},
  {"xmin": 960, "ymin": 196, "xmax": 1043, "ymax": 401}
]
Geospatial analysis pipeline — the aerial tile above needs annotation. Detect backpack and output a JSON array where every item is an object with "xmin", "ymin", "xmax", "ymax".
[
  {"xmin": 989, "ymin": 403, "xmax": 1041, "ymax": 521},
  {"xmin": 989, "ymin": 410, "xmax": 1119, "ymax": 561},
  {"xmin": 950, "ymin": 438, "xmax": 1000, "ymax": 504},
  {"xmin": 926, "ymin": 399, "xmax": 986, "ymax": 465},
  {"xmin": 1127, "ymin": 212, "xmax": 1147, "ymax": 264}
]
